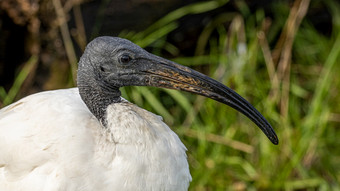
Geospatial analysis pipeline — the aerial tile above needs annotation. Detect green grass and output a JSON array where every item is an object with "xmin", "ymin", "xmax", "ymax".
[{"xmin": 1, "ymin": 0, "xmax": 340, "ymax": 190}]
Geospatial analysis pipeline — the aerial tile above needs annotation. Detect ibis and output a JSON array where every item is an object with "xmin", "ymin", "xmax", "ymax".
[{"xmin": 0, "ymin": 36, "xmax": 278, "ymax": 191}]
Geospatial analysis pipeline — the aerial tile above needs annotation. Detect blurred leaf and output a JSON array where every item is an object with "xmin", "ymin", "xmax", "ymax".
[
  {"xmin": 135, "ymin": 87, "xmax": 174, "ymax": 124},
  {"xmin": 164, "ymin": 89, "xmax": 192, "ymax": 113},
  {"xmin": 134, "ymin": 22, "xmax": 178, "ymax": 48},
  {"xmin": 2, "ymin": 56, "xmax": 38, "ymax": 106},
  {"xmin": 120, "ymin": 0, "xmax": 230, "ymax": 48},
  {"xmin": 290, "ymin": 83, "xmax": 308, "ymax": 98},
  {"xmin": 284, "ymin": 178, "xmax": 324, "ymax": 190},
  {"xmin": 0, "ymin": 87, "xmax": 7, "ymax": 102},
  {"xmin": 141, "ymin": 0, "xmax": 230, "ymax": 37}
]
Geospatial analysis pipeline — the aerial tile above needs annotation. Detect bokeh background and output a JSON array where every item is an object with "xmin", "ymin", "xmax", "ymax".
[{"xmin": 1, "ymin": 0, "xmax": 339, "ymax": 190}]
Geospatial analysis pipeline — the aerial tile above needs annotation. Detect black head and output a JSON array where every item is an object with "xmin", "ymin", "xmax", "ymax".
[{"xmin": 77, "ymin": 36, "xmax": 278, "ymax": 145}]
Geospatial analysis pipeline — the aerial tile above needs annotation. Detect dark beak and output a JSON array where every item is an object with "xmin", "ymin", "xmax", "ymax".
[{"xmin": 127, "ymin": 54, "xmax": 278, "ymax": 145}]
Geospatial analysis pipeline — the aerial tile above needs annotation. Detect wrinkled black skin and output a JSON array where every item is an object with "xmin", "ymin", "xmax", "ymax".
[
  {"xmin": 78, "ymin": 37, "xmax": 179, "ymax": 125},
  {"xmin": 78, "ymin": 37, "xmax": 151, "ymax": 124},
  {"xmin": 77, "ymin": 36, "xmax": 279, "ymax": 145}
]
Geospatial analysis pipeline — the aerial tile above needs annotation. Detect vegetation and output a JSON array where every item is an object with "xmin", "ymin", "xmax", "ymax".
[{"xmin": 1, "ymin": 0, "xmax": 340, "ymax": 190}]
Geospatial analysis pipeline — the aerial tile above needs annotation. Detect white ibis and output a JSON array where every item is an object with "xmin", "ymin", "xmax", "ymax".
[{"xmin": 0, "ymin": 37, "xmax": 278, "ymax": 191}]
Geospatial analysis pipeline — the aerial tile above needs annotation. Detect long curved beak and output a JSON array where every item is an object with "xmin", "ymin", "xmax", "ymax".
[{"xmin": 127, "ymin": 54, "xmax": 278, "ymax": 145}]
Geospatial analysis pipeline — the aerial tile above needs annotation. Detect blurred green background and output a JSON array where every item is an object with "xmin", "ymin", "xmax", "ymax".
[{"xmin": 1, "ymin": 0, "xmax": 339, "ymax": 190}]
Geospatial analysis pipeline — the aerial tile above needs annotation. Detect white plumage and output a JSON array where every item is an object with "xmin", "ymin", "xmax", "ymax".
[
  {"xmin": 0, "ymin": 36, "xmax": 277, "ymax": 191},
  {"xmin": 0, "ymin": 88, "xmax": 191, "ymax": 191}
]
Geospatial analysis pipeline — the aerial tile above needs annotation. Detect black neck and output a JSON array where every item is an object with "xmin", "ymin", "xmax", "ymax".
[
  {"xmin": 77, "ymin": 53, "xmax": 122, "ymax": 126},
  {"xmin": 78, "ymin": 83, "xmax": 121, "ymax": 126}
]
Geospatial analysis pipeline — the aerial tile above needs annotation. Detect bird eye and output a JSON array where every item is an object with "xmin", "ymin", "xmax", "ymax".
[{"xmin": 120, "ymin": 54, "xmax": 131, "ymax": 63}]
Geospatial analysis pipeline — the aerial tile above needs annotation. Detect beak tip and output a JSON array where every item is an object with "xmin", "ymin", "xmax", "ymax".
[
  {"xmin": 262, "ymin": 122, "xmax": 279, "ymax": 145},
  {"xmin": 268, "ymin": 132, "xmax": 279, "ymax": 145},
  {"xmin": 271, "ymin": 136, "xmax": 279, "ymax": 145}
]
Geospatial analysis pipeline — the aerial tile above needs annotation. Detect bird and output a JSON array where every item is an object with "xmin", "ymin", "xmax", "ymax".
[{"xmin": 0, "ymin": 36, "xmax": 278, "ymax": 191}]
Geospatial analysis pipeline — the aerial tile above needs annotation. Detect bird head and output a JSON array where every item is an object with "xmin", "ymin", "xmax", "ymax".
[{"xmin": 77, "ymin": 36, "xmax": 278, "ymax": 145}]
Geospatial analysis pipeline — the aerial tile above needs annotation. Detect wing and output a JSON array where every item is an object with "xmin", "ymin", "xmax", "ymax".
[{"xmin": 0, "ymin": 88, "xmax": 104, "ymax": 191}]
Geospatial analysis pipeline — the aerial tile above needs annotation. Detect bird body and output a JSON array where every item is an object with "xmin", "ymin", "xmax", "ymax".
[
  {"xmin": 0, "ymin": 36, "xmax": 277, "ymax": 190},
  {"xmin": 0, "ymin": 88, "xmax": 191, "ymax": 191}
]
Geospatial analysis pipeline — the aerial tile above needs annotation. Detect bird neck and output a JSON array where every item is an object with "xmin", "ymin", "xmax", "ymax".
[{"xmin": 78, "ymin": 83, "xmax": 121, "ymax": 126}]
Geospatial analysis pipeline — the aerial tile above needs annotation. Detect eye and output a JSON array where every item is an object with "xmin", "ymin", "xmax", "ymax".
[{"xmin": 120, "ymin": 54, "xmax": 131, "ymax": 63}]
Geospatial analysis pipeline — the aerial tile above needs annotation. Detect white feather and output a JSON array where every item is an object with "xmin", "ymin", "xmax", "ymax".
[{"xmin": 0, "ymin": 88, "xmax": 191, "ymax": 191}]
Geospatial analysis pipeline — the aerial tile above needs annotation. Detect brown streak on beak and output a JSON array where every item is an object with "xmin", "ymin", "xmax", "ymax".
[{"xmin": 139, "ymin": 57, "xmax": 278, "ymax": 145}]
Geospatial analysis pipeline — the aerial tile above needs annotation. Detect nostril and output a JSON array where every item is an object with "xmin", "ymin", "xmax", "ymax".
[
  {"xmin": 100, "ymin": 66, "xmax": 106, "ymax": 72},
  {"xmin": 145, "ymin": 77, "xmax": 150, "ymax": 84}
]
